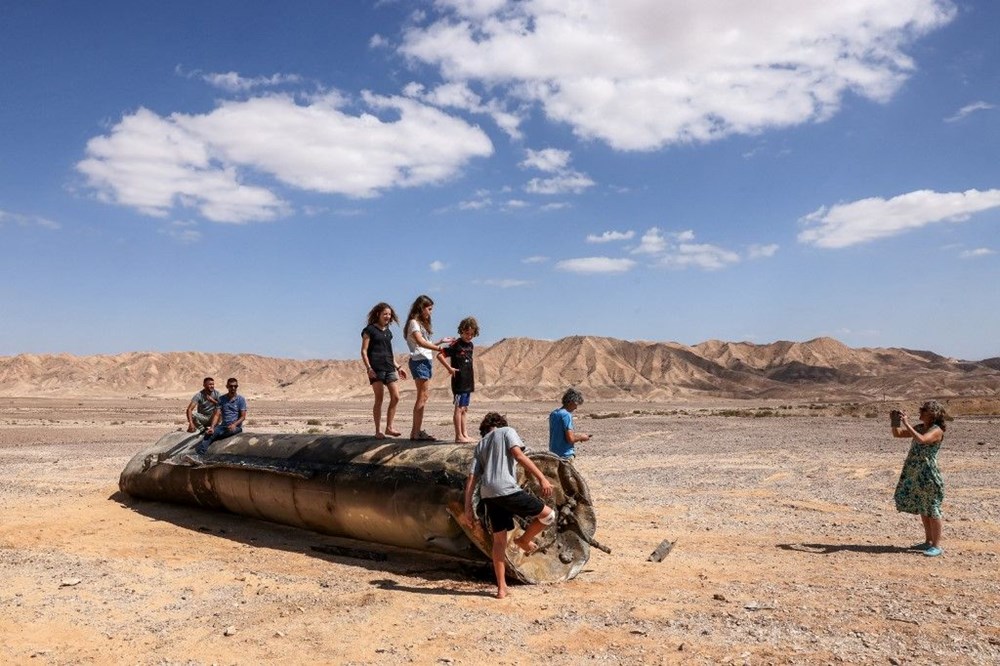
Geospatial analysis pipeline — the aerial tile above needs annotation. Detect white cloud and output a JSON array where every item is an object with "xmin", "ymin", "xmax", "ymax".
[
  {"xmin": 522, "ymin": 255, "xmax": 549, "ymax": 264},
  {"xmin": 504, "ymin": 199, "xmax": 529, "ymax": 209},
  {"xmin": 525, "ymin": 172, "xmax": 594, "ymax": 195},
  {"xmin": 631, "ymin": 227, "xmax": 667, "ymax": 254},
  {"xmin": 430, "ymin": 260, "xmax": 447, "ymax": 271},
  {"xmin": 200, "ymin": 71, "xmax": 303, "ymax": 93},
  {"xmin": 747, "ymin": 243, "xmax": 779, "ymax": 259},
  {"xmin": 798, "ymin": 189, "xmax": 1000, "ymax": 248},
  {"xmin": 478, "ymin": 278, "xmax": 531, "ymax": 288},
  {"xmin": 944, "ymin": 101, "xmax": 996, "ymax": 123},
  {"xmin": 78, "ymin": 92, "xmax": 494, "ymax": 223},
  {"xmin": 160, "ymin": 220, "xmax": 202, "ymax": 244},
  {"xmin": 400, "ymin": 0, "xmax": 955, "ymax": 151},
  {"xmin": 521, "ymin": 148, "xmax": 571, "ymax": 173},
  {"xmin": 960, "ymin": 247, "xmax": 995, "ymax": 258},
  {"xmin": 659, "ymin": 243, "xmax": 741, "ymax": 271},
  {"xmin": 555, "ymin": 257, "xmax": 636, "ymax": 274},
  {"xmin": 0, "ymin": 209, "xmax": 60, "ymax": 230},
  {"xmin": 540, "ymin": 202, "xmax": 570, "ymax": 211},
  {"xmin": 587, "ymin": 230, "xmax": 635, "ymax": 243},
  {"xmin": 405, "ymin": 80, "xmax": 524, "ymax": 139}
]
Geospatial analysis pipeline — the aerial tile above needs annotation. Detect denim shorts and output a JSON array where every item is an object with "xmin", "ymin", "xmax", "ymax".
[
  {"xmin": 369, "ymin": 368, "xmax": 399, "ymax": 385},
  {"xmin": 409, "ymin": 357, "xmax": 432, "ymax": 380},
  {"xmin": 453, "ymin": 392, "xmax": 471, "ymax": 407}
]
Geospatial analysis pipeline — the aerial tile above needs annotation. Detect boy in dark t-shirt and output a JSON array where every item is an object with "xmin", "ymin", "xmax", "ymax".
[{"xmin": 437, "ymin": 316, "xmax": 480, "ymax": 443}]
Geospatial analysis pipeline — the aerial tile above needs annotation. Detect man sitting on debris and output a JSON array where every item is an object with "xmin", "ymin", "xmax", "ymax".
[
  {"xmin": 194, "ymin": 378, "xmax": 246, "ymax": 456},
  {"xmin": 185, "ymin": 377, "xmax": 219, "ymax": 433}
]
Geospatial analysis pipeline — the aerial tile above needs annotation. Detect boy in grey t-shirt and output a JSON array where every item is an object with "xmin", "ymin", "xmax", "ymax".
[{"xmin": 464, "ymin": 412, "xmax": 554, "ymax": 599}]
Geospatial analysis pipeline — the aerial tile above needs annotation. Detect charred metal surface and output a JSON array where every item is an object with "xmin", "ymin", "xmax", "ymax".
[{"xmin": 120, "ymin": 431, "xmax": 598, "ymax": 583}]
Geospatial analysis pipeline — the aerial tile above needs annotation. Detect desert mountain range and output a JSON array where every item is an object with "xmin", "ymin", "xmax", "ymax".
[{"xmin": 2, "ymin": 336, "xmax": 998, "ymax": 402}]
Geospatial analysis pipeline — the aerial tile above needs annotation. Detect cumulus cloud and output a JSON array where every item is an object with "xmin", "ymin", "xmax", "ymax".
[
  {"xmin": 520, "ymin": 146, "xmax": 594, "ymax": 195},
  {"xmin": 587, "ymin": 230, "xmax": 635, "ymax": 243},
  {"xmin": 430, "ymin": 260, "xmax": 447, "ymax": 271},
  {"xmin": 960, "ymin": 248, "xmax": 995, "ymax": 258},
  {"xmin": 798, "ymin": 189, "xmax": 1000, "ymax": 248},
  {"xmin": 0, "ymin": 209, "xmax": 60, "ymax": 230},
  {"xmin": 747, "ymin": 243, "xmax": 780, "ymax": 259},
  {"xmin": 944, "ymin": 101, "xmax": 996, "ymax": 123},
  {"xmin": 400, "ymin": 0, "xmax": 955, "ymax": 151},
  {"xmin": 555, "ymin": 257, "xmax": 636, "ymax": 274},
  {"xmin": 77, "ymin": 92, "xmax": 493, "ymax": 223},
  {"xmin": 522, "ymin": 255, "xmax": 549, "ymax": 264},
  {"xmin": 404, "ymin": 80, "xmax": 524, "ymax": 138}
]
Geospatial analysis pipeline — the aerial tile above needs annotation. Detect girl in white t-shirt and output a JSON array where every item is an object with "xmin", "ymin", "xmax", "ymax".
[{"xmin": 404, "ymin": 294, "xmax": 452, "ymax": 441}]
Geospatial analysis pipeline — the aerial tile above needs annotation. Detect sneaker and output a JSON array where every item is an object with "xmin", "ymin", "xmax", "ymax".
[
  {"xmin": 180, "ymin": 453, "xmax": 202, "ymax": 466},
  {"xmin": 910, "ymin": 541, "xmax": 931, "ymax": 550},
  {"xmin": 923, "ymin": 546, "xmax": 943, "ymax": 557}
]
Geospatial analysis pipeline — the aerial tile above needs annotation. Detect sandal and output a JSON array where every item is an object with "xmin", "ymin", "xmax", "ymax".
[{"xmin": 414, "ymin": 430, "xmax": 438, "ymax": 441}]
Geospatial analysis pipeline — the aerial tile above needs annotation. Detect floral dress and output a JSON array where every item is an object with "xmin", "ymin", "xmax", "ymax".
[{"xmin": 893, "ymin": 425, "xmax": 944, "ymax": 518}]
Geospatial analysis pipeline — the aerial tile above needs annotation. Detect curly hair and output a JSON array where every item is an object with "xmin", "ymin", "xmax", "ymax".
[
  {"xmin": 479, "ymin": 412, "xmax": 508, "ymax": 437},
  {"xmin": 561, "ymin": 387, "xmax": 584, "ymax": 407},
  {"xmin": 920, "ymin": 400, "xmax": 949, "ymax": 431},
  {"xmin": 366, "ymin": 302, "xmax": 399, "ymax": 327},
  {"xmin": 458, "ymin": 316, "xmax": 480, "ymax": 337}
]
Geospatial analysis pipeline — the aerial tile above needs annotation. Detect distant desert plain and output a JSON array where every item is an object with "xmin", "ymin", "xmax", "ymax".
[{"xmin": 1, "ymin": 336, "xmax": 998, "ymax": 664}]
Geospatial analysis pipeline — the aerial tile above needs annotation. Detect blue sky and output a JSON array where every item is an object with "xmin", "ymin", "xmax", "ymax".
[{"xmin": 2, "ymin": 0, "xmax": 998, "ymax": 361}]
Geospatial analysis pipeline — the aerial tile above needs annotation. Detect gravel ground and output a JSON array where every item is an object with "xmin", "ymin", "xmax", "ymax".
[{"xmin": 1, "ymin": 397, "xmax": 998, "ymax": 665}]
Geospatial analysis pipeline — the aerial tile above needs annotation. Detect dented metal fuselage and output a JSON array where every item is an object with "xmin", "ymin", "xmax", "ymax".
[{"xmin": 119, "ymin": 431, "xmax": 598, "ymax": 583}]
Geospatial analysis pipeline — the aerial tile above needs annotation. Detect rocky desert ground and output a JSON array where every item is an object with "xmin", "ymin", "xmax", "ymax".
[{"xmin": 1, "ymin": 396, "xmax": 999, "ymax": 665}]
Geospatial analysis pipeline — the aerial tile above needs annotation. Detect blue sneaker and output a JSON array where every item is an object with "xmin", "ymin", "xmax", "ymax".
[
  {"xmin": 910, "ymin": 541, "xmax": 931, "ymax": 550},
  {"xmin": 923, "ymin": 546, "xmax": 943, "ymax": 557}
]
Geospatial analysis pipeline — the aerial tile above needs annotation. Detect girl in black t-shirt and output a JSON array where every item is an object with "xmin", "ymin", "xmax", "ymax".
[{"xmin": 361, "ymin": 302, "xmax": 407, "ymax": 438}]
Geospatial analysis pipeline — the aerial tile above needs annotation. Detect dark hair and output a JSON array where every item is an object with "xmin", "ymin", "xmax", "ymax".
[
  {"xmin": 366, "ymin": 302, "xmax": 399, "ymax": 327},
  {"xmin": 479, "ymin": 412, "xmax": 508, "ymax": 437},
  {"xmin": 458, "ymin": 316, "xmax": 480, "ymax": 336},
  {"xmin": 203, "ymin": 377, "xmax": 214, "ymax": 384},
  {"xmin": 406, "ymin": 295, "xmax": 434, "ymax": 336},
  {"xmin": 226, "ymin": 377, "xmax": 238, "ymax": 386},
  {"xmin": 561, "ymin": 388, "xmax": 584, "ymax": 407}
]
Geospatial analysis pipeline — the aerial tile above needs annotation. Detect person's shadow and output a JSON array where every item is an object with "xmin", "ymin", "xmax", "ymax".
[{"xmin": 777, "ymin": 543, "xmax": 912, "ymax": 555}]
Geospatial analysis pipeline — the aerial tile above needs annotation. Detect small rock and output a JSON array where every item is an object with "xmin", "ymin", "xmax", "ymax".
[
  {"xmin": 713, "ymin": 593, "xmax": 728, "ymax": 602},
  {"xmin": 223, "ymin": 626, "xmax": 237, "ymax": 637},
  {"xmin": 274, "ymin": 631, "xmax": 286, "ymax": 638},
  {"xmin": 59, "ymin": 578, "xmax": 82, "ymax": 588}
]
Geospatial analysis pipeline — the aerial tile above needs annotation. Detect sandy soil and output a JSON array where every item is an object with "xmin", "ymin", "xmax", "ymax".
[{"xmin": 1, "ymin": 397, "xmax": 998, "ymax": 665}]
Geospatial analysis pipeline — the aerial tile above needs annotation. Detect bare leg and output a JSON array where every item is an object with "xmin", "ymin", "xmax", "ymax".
[
  {"xmin": 452, "ymin": 404, "xmax": 462, "ymax": 442},
  {"xmin": 457, "ymin": 405, "xmax": 474, "ymax": 442},
  {"xmin": 491, "ymin": 530, "xmax": 508, "ymax": 599},
  {"xmin": 927, "ymin": 516, "xmax": 942, "ymax": 547},
  {"xmin": 513, "ymin": 506, "xmax": 554, "ymax": 554},
  {"xmin": 385, "ymin": 381, "xmax": 401, "ymax": 436},
  {"xmin": 370, "ymin": 382, "xmax": 385, "ymax": 437},
  {"xmin": 920, "ymin": 515, "xmax": 932, "ymax": 544},
  {"xmin": 410, "ymin": 379, "xmax": 429, "ymax": 438}
]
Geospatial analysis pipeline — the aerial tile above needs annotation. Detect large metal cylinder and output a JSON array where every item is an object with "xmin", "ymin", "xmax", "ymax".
[{"xmin": 119, "ymin": 431, "xmax": 598, "ymax": 583}]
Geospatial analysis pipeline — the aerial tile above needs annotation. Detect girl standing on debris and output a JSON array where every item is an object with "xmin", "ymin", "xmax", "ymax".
[
  {"xmin": 361, "ymin": 302, "xmax": 407, "ymax": 439},
  {"xmin": 404, "ymin": 294, "xmax": 452, "ymax": 441},
  {"xmin": 890, "ymin": 400, "xmax": 948, "ymax": 557}
]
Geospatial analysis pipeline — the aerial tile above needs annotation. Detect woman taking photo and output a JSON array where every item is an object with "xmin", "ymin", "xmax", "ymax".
[{"xmin": 891, "ymin": 400, "xmax": 948, "ymax": 557}]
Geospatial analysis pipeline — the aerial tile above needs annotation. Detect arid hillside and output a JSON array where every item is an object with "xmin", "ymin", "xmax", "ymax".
[{"xmin": 1, "ymin": 336, "xmax": 997, "ymax": 402}]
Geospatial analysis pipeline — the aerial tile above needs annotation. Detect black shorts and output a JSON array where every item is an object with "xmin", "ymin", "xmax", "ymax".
[{"xmin": 482, "ymin": 490, "xmax": 545, "ymax": 533}]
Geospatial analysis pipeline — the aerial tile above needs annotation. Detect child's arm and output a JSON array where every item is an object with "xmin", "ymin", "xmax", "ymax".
[{"xmin": 436, "ymin": 347, "xmax": 457, "ymax": 376}]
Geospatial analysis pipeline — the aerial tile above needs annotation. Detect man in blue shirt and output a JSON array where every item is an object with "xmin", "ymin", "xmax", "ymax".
[
  {"xmin": 195, "ymin": 377, "xmax": 247, "ymax": 455},
  {"xmin": 548, "ymin": 388, "xmax": 591, "ymax": 460}
]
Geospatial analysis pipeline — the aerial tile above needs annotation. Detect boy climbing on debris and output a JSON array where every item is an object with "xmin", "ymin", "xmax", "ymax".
[{"xmin": 464, "ymin": 412, "xmax": 554, "ymax": 599}]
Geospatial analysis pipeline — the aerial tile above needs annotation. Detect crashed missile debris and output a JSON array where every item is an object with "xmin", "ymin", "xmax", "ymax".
[{"xmin": 120, "ymin": 431, "xmax": 603, "ymax": 583}]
